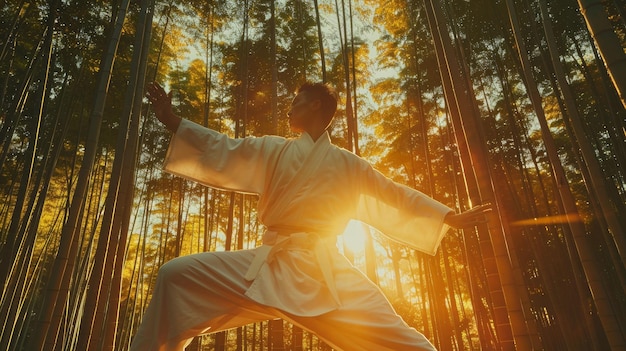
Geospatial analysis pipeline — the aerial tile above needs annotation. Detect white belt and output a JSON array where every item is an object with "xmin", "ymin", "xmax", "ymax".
[{"xmin": 244, "ymin": 230, "xmax": 341, "ymax": 306}]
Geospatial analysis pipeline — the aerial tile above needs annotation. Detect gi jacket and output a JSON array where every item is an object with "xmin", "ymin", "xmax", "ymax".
[{"xmin": 162, "ymin": 119, "xmax": 453, "ymax": 315}]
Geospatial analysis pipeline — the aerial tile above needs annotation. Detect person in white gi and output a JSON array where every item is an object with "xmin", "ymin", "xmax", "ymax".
[{"xmin": 131, "ymin": 82, "xmax": 491, "ymax": 351}]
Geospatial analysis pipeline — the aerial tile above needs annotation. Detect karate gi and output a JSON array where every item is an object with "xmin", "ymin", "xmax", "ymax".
[{"xmin": 130, "ymin": 119, "xmax": 453, "ymax": 351}]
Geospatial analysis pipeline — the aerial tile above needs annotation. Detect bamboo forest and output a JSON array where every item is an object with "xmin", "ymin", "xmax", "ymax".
[{"xmin": 1, "ymin": 0, "xmax": 626, "ymax": 350}]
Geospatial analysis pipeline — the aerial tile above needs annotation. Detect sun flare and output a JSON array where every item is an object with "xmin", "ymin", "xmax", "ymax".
[{"xmin": 340, "ymin": 220, "xmax": 367, "ymax": 253}]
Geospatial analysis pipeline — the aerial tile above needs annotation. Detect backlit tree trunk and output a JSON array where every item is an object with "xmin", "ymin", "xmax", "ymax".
[
  {"xmin": 425, "ymin": 0, "xmax": 538, "ymax": 348},
  {"xmin": 0, "ymin": 1, "xmax": 57, "ymax": 347},
  {"xmin": 77, "ymin": 1, "xmax": 153, "ymax": 349},
  {"xmin": 29, "ymin": 1, "xmax": 131, "ymax": 349},
  {"xmin": 505, "ymin": 0, "xmax": 625, "ymax": 348},
  {"xmin": 578, "ymin": 0, "xmax": 626, "ymax": 109},
  {"xmin": 540, "ymin": 0, "xmax": 626, "ymax": 273}
]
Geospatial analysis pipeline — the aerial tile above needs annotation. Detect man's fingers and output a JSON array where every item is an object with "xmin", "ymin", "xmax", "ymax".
[
  {"xmin": 146, "ymin": 82, "xmax": 165, "ymax": 97},
  {"xmin": 470, "ymin": 204, "xmax": 492, "ymax": 214},
  {"xmin": 146, "ymin": 83, "xmax": 170, "ymax": 105},
  {"xmin": 471, "ymin": 204, "xmax": 492, "ymax": 226}
]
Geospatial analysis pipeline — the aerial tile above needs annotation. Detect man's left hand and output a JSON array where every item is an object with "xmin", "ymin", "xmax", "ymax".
[{"xmin": 444, "ymin": 204, "xmax": 492, "ymax": 229}]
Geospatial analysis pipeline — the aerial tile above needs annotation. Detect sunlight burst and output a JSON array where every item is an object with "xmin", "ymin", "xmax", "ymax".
[{"xmin": 341, "ymin": 220, "xmax": 367, "ymax": 253}]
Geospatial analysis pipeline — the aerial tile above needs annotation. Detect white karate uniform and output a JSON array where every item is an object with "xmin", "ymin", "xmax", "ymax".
[{"xmin": 130, "ymin": 119, "xmax": 452, "ymax": 351}]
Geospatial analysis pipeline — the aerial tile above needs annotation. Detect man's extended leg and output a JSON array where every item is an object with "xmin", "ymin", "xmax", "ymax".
[
  {"xmin": 129, "ymin": 249, "xmax": 278, "ymax": 351},
  {"xmin": 284, "ymin": 253, "xmax": 437, "ymax": 351}
]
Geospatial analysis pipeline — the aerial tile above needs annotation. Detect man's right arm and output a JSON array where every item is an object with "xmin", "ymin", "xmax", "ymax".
[
  {"xmin": 159, "ymin": 110, "xmax": 181, "ymax": 133},
  {"xmin": 146, "ymin": 82, "xmax": 181, "ymax": 133}
]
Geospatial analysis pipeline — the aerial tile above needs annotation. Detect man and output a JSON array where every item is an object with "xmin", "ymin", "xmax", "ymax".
[{"xmin": 131, "ymin": 81, "xmax": 491, "ymax": 351}]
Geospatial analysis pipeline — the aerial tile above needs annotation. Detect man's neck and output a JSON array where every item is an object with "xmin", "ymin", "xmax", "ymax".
[{"xmin": 307, "ymin": 129, "xmax": 325, "ymax": 142}]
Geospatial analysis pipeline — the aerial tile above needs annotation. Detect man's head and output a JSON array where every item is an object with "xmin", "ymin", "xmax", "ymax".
[{"xmin": 288, "ymin": 82, "xmax": 338, "ymax": 136}]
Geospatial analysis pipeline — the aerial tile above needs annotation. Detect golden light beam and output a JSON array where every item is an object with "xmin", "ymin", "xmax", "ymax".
[{"xmin": 510, "ymin": 213, "xmax": 582, "ymax": 227}]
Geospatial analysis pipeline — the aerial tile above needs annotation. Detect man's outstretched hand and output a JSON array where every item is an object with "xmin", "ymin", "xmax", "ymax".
[
  {"xmin": 146, "ymin": 82, "xmax": 181, "ymax": 132},
  {"xmin": 444, "ymin": 204, "xmax": 492, "ymax": 229}
]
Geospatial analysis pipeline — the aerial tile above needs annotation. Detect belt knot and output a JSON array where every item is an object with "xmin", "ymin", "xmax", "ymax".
[{"xmin": 244, "ymin": 230, "xmax": 340, "ymax": 306}]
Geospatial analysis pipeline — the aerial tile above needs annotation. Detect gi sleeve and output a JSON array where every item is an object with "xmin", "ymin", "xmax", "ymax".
[
  {"xmin": 162, "ymin": 119, "xmax": 285, "ymax": 194},
  {"xmin": 356, "ymin": 163, "xmax": 453, "ymax": 255}
]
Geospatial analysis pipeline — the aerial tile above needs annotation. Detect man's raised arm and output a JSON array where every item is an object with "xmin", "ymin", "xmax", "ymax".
[{"xmin": 146, "ymin": 82, "xmax": 182, "ymax": 133}]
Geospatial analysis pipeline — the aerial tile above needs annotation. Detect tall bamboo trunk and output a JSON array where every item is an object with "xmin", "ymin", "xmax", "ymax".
[
  {"xmin": 0, "ymin": 26, "xmax": 45, "ymax": 173},
  {"xmin": 291, "ymin": 323, "xmax": 303, "ymax": 350},
  {"xmin": 29, "ymin": 1, "xmax": 131, "ymax": 349},
  {"xmin": 0, "ymin": 1, "xmax": 29, "ymax": 117},
  {"xmin": 0, "ymin": 25, "xmax": 49, "ymax": 284},
  {"xmin": 76, "ymin": 1, "xmax": 153, "ymax": 349},
  {"xmin": 313, "ymin": 0, "xmax": 326, "ymax": 82},
  {"xmin": 2, "ymin": 3, "xmax": 49, "ymax": 346},
  {"xmin": 0, "ymin": 0, "xmax": 27, "ymax": 63},
  {"xmin": 539, "ymin": 0, "xmax": 626, "ymax": 273},
  {"xmin": 427, "ymin": 256, "xmax": 454, "ymax": 350},
  {"xmin": 0, "ymin": 3, "xmax": 56, "ymax": 346},
  {"xmin": 270, "ymin": 0, "xmax": 278, "ymax": 134},
  {"xmin": 494, "ymin": 47, "xmax": 591, "ymax": 348},
  {"xmin": 269, "ymin": 319, "xmax": 285, "ymax": 350},
  {"xmin": 570, "ymin": 33, "xmax": 626, "ymax": 171},
  {"xmin": 578, "ymin": 0, "xmax": 626, "ymax": 109},
  {"xmin": 505, "ymin": 0, "xmax": 625, "ymax": 348},
  {"xmin": 347, "ymin": 0, "xmax": 360, "ymax": 156},
  {"xmin": 102, "ymin": 4, "xmax": 154, "ymax": 350},
  {"xmin": 424, "ymin": 0, "xmax": 535, "ymax": 349},
  {"xmin": 0, "ymin": 73, "xmax": 75, "ymax": 350}
]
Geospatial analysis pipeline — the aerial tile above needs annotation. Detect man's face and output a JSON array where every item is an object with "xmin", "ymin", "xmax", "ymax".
[{"xmin": 288, "ymin": 91, "xmax": 316, "ymax": 133}]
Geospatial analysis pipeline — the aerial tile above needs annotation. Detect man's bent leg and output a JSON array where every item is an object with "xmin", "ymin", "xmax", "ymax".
[
  {"xmin": 129, "ymin": 250, "xmax": 277, "ymax": 351},
  {"xmin": 284, "ymin": 256, "xmax": 437, "ymax": 351}
]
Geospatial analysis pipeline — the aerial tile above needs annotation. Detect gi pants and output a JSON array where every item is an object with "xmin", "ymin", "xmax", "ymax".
[{"xmin": 129, "ymin": 244, "xmax": 437, "ymax": 351}]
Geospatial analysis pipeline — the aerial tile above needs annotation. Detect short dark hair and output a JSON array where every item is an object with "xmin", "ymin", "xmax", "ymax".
[{"xmin": 297, "ymin": 82, "xmax": 338, "ymax": 127}]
